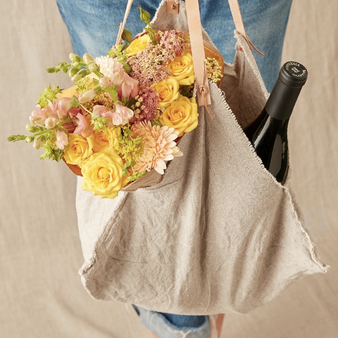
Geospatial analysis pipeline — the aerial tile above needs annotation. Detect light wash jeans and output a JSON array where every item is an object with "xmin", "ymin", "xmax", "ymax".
[{"xmin": 56, "ymin": 0, "xmax": 292, "ymax": 336}]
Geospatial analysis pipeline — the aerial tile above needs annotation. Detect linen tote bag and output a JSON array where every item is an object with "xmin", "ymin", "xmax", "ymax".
[{"xmin": 76, "ymin": 0, "xmax": 329, "ymax": 315}]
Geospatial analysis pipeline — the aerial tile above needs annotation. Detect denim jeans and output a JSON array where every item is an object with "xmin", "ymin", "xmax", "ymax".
[
  {"xmin": 56, "ymin": 0, "xmax": 292, "ymax": 336},
  {"xmin": 133, "ymin": 305, "xmax": 210, "ymax": 338},
  {"xmin": 56, "ymin": 0, "xmax": 292, "ymax": 92}
]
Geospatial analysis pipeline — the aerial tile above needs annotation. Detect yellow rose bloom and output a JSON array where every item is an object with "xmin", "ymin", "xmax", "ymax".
[
  {"xmin": 126, "ymin": 34, "xmax": 151, "ymax": 56},
  {"xmin": 63, "ymin": 134, "xmax": 94, "ymax": 167},
  {"xmin": 160, "ymin": 96, "xmax": 199, "ymax": 137},
  {"xmin": 167, "ymin": 52, "xmax": 195, "ymax": 85},
  {"xmin": 81, "ymin": 149, "xmax": 128, "ymax": 199},
  {"xmin": 151, "ymin": 77, "xmax": 180, "ymax": 109},
  {"xmin": 91, "ymin": 130, "xmax": 109, "ymax": 153},
  {"xmin": 91, "ymin": 128, "xmax": 121, "ymax": 153}
]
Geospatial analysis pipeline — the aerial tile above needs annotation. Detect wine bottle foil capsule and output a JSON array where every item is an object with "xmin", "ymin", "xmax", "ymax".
[{"xmin": 265, "ymin": 61, "xmax": 308, "ymax": 120}]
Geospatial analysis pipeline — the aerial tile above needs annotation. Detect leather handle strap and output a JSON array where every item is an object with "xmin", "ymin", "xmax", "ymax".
[
  {"xmin": 185, "ymin": 0, "xmax": 263, "ymax": 107},
  {"xmin": 115, "ymin": 0, "xmax": 134, "ymax": 45},
  {"xmin": 115, "ymin": 0, "xmax": 263, "ymax": 108},
  {"xmin": 185, "ymin": 0, "xmax": 211, "ymax": 107},
  {"xmin": 227, "ymin": 0, "xmax": 264, "ymax": 55}
]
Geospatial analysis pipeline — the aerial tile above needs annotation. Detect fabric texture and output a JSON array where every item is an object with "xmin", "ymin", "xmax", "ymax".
[
  {"xmin": 2, "ymin": 0, "xmax": 338, "ymax": 337},
  {"xmin": 75, "ymin": 0, "xmax": 328, "ymax": 316}
]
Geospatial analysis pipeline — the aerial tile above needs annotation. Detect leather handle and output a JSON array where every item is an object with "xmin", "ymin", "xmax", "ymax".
[{"xmin": 185, "ymin": 0, "xmax": 211, "ymax": 106}]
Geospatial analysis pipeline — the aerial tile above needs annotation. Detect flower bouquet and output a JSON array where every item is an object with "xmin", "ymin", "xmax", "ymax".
[{"xmin": 8, "ymin": 7, "xmax": 223, "ymax": 199}]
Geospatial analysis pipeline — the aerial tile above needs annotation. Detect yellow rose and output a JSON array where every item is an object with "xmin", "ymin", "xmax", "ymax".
[
  {"xmin": 63, "ymin": 134, "xmax": 94, "ymax": 167},
  {"xmin": 91, "ymin": 128, "xmax": 121, "ymax": 153},
  {"xmin": 81, "ymin": 149, "xmax": 128, "ymax": 199},
  {"xmin": 126, "ymin": 34, "xmax": 151, "ymax": 56},
  {"xmin": 167, "ymin": 52, "xmax": 195, "ymax": 85},
  {"xmin": 160, "ymin": 96, "xmax": 199, "ymax": 137},
  {"xmin": 151, "ymin": 77, "xmax": 180, "ymax": 109}
]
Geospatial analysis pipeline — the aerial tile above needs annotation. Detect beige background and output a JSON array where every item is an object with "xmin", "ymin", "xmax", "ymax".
[{"xmin": 1, "ymin": 0, "xmax": 337, "ymax": 337}]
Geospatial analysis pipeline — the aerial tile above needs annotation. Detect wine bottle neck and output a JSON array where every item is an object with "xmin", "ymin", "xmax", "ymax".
[{"xmin": 265, "ymin": 79, "xmax": 303, "ymax": 121}]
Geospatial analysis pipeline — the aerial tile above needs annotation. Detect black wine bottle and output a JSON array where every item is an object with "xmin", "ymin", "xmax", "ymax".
[{"xmin": 245, "ymin": 61, "xmax": 308, "ymax": 184}]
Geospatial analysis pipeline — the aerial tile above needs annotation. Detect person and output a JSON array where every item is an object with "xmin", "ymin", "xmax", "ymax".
[{"xmin": 55, "ymin": 0, "xmax": 293, "ymax": 337}]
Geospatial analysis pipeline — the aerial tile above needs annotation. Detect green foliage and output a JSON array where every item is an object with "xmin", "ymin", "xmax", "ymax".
[
  {"xmin": 127, "ymin": 170, "xmax": 147, "ymax": 182},
  {"xmin": 7, "ymin": 135, "xmax": 27, "ymax": 142},
  {"xmin": 40, "ymin": 142, "xmax": 64, "ymax": 162},
  {"xmin": 150, "ymin": 119, "xmax": 162, "ymax": 127},
  {"xmin": 108, "ymin": 44, "xmax": 125, "ymax": 59},
  {"xmin": 138, "ymin": 7, "xmax": 157, "ymax": 45},
  {"xmin": 122, "ymin": 29, "xmax": 133, "ymax": 43},
  {"xmin": 37, "ymin": 85, "xmax": 63, "ymax": 108},
  {"xmin": 76, "ymin": 76, "xmax": 93, "ymax": 93},
  {"xmin": 91, "ymin": 114, "xmax": 110, "ymax": 131},
  {"xmin": 115, "ymin": 127, "xmax": 144, "ymax": 171},
  {"xmin": 70, "ymin": 96, "xmax": 80, "ymax": 108}
]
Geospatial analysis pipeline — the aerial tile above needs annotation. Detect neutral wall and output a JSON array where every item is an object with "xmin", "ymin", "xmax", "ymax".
[{"xmin": 1, "ymin": 1, "xmax": 337, "ymax": 337}]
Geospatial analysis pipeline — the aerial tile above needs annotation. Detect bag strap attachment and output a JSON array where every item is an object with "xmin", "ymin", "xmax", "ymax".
[
  {"xmin": 185, "ymin": 0, "xmax": 212, "ymax": 109},
  {"xmin": 167, "ymin": 0, "xmax": 180, "ymax": 14},
  {"xmin": 227, "ymin": 0, "xmax": 264, "ymax": 55}
]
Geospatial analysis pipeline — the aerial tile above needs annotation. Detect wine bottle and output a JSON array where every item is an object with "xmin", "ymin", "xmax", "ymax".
[{"xmin": 245, "ymin": 61, "xmax": 308, "ymax": 184}]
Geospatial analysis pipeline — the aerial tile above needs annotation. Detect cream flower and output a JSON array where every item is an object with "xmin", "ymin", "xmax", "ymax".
[{"xmin": 131, "ymin": 121, "xmax": 183, "ymax": 175}]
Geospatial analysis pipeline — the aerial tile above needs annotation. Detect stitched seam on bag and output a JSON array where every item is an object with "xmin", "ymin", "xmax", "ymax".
[{"xmin": 284, "ymin": 187, "xmax": 330, "ymax": 273}]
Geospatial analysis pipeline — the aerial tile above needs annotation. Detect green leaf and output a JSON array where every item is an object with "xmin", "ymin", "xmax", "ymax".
[
  {"xmin": 103, "ymin": 85, "xmax": 118, "ymax": 102},
  {"xmin": 123, "ymin": 63, "xmax": 131, "ymax": 73},
  {"xmin": 54, "ymin": 149, "xmax": 64, "ymax": 162},
  {"xmin": 122, "ymin": 29, "xmax": 133, "ymax": 43},
  {"xmin": 151, "ymin": 119, "xmax": 162, "ymax": 127},
  {"xmin": 70, "ymin": 95, "xmax": 80, "ymax": 108},
  {"xmin": 123, "ymin": 127, "xmax": 133, "ymax": 137}
]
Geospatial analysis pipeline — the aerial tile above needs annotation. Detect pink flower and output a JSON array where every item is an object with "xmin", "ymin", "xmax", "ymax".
[
  {"xmin": 45, "ymin": 117, "xmax": 57, "ymax": 129},
  {"xmin": 120, "ymin": 73, "xmax": 139, "ymax": 99},
  {"xmin": 113, "ymin": 103, "xmax": 133, "ymax": 125},
  {"xmin": 73, "ymin": 113, "xmax": 93, "ymax": 137},
  {"xmin": 93, "ymin": 105, "xmax": 109, "ymax": 117},
  {"xmin": 55, "ymin": 130, "xmax": 68, "ymax": 150},
  {"xmin": 30, "ymin": 105, "xmax": 48, "ymax": 125},
  {"xmin": 56, "ymin": 97, "xmax": 72, "ymax": 119},
  {"xmin": 95, "ymin": 56, "xmax": 138, "ymax": 99},
  {"xmin": 99, "ymin": 76, "xmax": 110, "ymax": 87},
  {"xmin": 73, "ymin": 113, "xmax": 87, "ymax": 134},
  {"xmin": 131, "ymin": 121, "xmax": 183, "ymax": 174},
  {"xmin": 78, "ymin": 89, "xmax": 96, "ymax": 103},
  {"xmin": 62, "ymin": 122, "xmax": 76, "ymax": 133}
]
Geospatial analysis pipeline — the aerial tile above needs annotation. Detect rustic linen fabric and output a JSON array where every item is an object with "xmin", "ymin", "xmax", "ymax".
[{"xmin": 75, "ymin": 0, "xmax": 328, "ymax": 315}]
